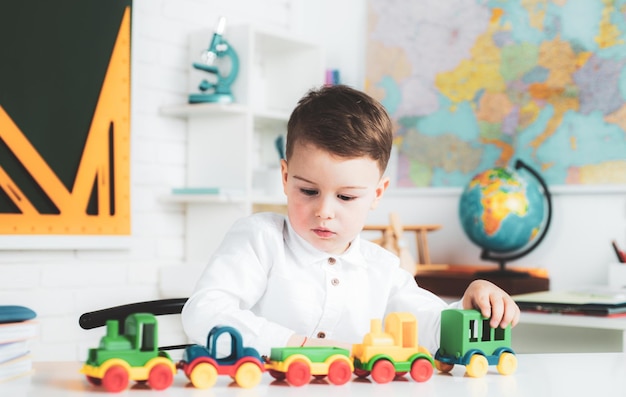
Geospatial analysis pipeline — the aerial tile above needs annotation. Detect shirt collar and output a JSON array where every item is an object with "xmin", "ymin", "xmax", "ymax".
[{"xmin": 284, "ymin": 216, "xmax": 367, "ymax": 268}]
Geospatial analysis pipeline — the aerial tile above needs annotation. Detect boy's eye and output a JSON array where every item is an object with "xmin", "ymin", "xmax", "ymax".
[
  {"xmin": 337, "ymin": 194, "xmax": 355, "ymax": 201},
  {"xmin": 300, "ymin": 188, "xmax": 318, "ymax": 196}
]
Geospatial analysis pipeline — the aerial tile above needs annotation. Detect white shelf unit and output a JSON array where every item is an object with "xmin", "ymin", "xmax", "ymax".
[{"xmin": 160, "ymin": 25, "xmax": 324, "ymax": 263}]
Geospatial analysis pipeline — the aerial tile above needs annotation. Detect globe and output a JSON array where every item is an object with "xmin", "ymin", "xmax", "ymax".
[{"xmin": 458, "ymin": 159, "xmax": 552, "ymax": 273}]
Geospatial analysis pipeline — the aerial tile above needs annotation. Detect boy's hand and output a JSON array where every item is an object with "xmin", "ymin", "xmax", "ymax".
[{"xmin": 461, "ymin": 279, "xmax": 521, "ymax": 329}]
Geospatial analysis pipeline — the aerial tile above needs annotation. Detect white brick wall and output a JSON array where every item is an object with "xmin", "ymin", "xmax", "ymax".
[{"xmin": 0, "ymin": 0, "xmax": 298, "ymax": 361}]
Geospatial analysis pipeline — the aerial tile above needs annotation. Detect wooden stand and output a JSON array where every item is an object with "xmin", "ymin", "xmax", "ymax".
[
  {"xmin": 363, "ymin": 223, "xmax": 442, "ymax": 265},
  {"xmin": 364, "ymin": 216, "xmax": 450, "ymax": 276},
  {"xmin": 415, "ymin": 265, "xmax": 550, "ymax": 298}
]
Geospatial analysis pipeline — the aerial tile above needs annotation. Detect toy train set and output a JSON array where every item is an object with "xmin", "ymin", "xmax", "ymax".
[{"xmin": 79, "ymin": 305, "xmax": 517, "ymax": 392}]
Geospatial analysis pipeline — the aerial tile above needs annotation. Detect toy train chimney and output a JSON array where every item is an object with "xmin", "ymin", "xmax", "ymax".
[
  {"xmin": 370, "ymin": 318, "xmax": 382, "ymax": 333},
  {"xmin": 106, "ymin": 319, "xmax": 119, "ymax": 337}
]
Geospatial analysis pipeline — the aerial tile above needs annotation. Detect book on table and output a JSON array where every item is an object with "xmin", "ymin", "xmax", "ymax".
[
  {"xmin": 0, "ymin": 340, "xmax": 30, "ymax": 363},
  {"xmin": 0, "ymin": 354, "xmax": 33, "ymax": 383},
  {"xmin": 0, "ymin": 306, "xmax": 38, "ymax": 382},
  {"xmin": 0, "ymin": 320, "xmax": 39, "ymax": 344},
  {"xmin": 513, "ymin": 287, "xmax": 626, "ymax": 316},
  {"xmin": 0, "ymin": 305, "xmax": 36, "ymax": 324}
]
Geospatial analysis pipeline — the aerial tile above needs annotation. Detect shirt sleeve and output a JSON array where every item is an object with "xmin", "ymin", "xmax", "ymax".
[{"xmin": 180, "ymin": 215, "xmax": 295, "ymax": 355}]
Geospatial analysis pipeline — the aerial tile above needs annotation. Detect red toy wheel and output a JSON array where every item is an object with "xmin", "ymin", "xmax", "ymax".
[
  {"xmin": 353, "ymin": 368, "xmax": 370, "ymax": 378},
  {"xmin": 102, "ymin": 365, "xmax": 129, "ymax": 393},
  {"xmin": 148, "ymin": 363, "xmax": 174, "ymax": 390},
  {"xmin": 85, "ymin": 375, "xmax": 102, "ymax": 386},
  {"xmin": 269, "ymin": 369, "xmax": 286, "ymax": 381},
  {"xmin": 410, "ymin": 358, "xmax": 434, "ymax": 382},
  {"xmin": 371, "ymin": 359, "xmax": 395, "ymax": 384},
  {"xmin": 435, "ymin": 360, "xmax": 454, "ymax": 373},
  {"xmin": 328, "ymin": 360, "xmax": 352, "ymax": 385},
  {"xmin": 286, "ymin": 360, "xmax": 311, "ymax": 387}
]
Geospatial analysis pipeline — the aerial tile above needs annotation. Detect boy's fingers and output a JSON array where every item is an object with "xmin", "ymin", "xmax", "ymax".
[
  {"xmin": 500, "ymin": 298, "xmax": 521, "ymax": 328},
  {"xmin": 471, "ymin": 293, "xmax": 491, "ymax": 319},
  {"xmin": 489, "ymin": 295, "xmax": 505, "ymax": 328}
]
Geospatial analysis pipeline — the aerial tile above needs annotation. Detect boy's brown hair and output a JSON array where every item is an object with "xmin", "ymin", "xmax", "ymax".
[{"xmin": 286, "ymin": 85, "xmax": 393, "ymax": 174}]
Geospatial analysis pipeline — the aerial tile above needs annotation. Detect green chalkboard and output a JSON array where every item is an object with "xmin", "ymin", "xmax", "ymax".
[{"xmin": 0, "ymin": 0, "xmax": 132, "ymax": 235}]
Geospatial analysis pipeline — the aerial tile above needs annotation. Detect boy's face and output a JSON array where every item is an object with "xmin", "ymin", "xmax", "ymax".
[{"xmin": 281, "ymin": 143, "xmax": 389, "ymax": 255}]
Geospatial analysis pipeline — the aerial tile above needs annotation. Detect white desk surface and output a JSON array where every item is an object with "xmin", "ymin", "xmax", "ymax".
[
  {"xmin": 513, "ymin": 312, "xmax": 626, "ymax": 353},
  {"xmin": 4, "ymin": 354, "xmax": 626, "ymax": 396}
]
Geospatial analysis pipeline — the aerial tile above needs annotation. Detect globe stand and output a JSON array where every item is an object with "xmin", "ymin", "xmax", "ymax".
[
  {"xmin": 474, "ymin": 259, "xmax": 531, "ymax": 279},
  {"xmin": 473, "ymin": 159, "xmax": 553, "ymax": 280}
]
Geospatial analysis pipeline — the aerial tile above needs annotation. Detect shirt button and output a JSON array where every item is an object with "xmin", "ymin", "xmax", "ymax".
[
  {"xmin": 331, "ymin": 278, "xmax": 340, "ymax": 286},
  {"xmin": 317, "ymin": 332, "xmax": 326, "ymax": 338},
  {"xmin": 328, "ymin": 257, "xmax": 336, "ymax": 265}
]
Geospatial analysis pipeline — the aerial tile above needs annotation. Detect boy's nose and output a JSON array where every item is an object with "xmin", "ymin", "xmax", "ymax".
[{"xmin": 315, "ymin": 196, "xmax": 334, "ymax": 219}]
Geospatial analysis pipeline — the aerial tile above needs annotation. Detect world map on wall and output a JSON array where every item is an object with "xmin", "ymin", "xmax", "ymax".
[{"xmin": 366, "ymin": 0, "xmax": 626, "ymax": 187}]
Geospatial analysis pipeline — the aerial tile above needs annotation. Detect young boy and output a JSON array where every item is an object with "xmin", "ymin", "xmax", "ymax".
[{"xmin": 181, "ymin": 85, "xmax": 520, "ymax": 355}]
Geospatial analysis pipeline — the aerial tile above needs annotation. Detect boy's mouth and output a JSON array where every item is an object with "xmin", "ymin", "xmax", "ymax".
[{"xmin": 313, "ymin": 228, "xmax": 335, "ymax": 238}]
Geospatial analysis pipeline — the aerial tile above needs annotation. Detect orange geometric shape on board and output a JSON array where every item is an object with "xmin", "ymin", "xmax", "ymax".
[{"xmin": 0, "ymin": 7, "xmax": 131, "ymax": 235}]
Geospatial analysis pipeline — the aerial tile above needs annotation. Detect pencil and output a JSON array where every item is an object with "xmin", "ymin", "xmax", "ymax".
[{"xmin": 612, "ymin": 240, "xmax": 626, "ymax": 263}]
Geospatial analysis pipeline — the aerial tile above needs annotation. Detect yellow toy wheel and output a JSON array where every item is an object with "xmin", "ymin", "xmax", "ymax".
[
  {"xmin": 435, "ymin": 360, "xmax": 454, "ymax": 373},
  {"xmin": 189, "ymin": 362, "xmax": 218, "ymax": 389},
  {"xmin": 234, "ymin": 362, "xmax": 263, "ymax": 388},
  {"xmin": 497, "ymin": 352, "xmax": 517, "ymax": 375},
  {"xmin": 466, "ymin": 354, "xmax": 488, "ymax": 378}
]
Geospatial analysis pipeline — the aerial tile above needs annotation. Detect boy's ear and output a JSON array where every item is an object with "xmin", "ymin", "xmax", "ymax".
[
  {"xmin": 280, "ymin": 159, "xmax": 289, "ymax": 193},
  {"xmin": 371, "ymin": 176, "xmax": 390, "ymax": 210}
]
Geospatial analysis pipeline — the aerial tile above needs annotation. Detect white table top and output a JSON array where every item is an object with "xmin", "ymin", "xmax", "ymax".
[{"xmin": 3, "ymin": 354, "xmax": 626, "ymax": 396}]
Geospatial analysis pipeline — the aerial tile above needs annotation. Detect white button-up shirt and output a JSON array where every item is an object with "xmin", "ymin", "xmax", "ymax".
[{"xmin": 181, "ymin": 212, "xmax": 461, "ymax": 356}]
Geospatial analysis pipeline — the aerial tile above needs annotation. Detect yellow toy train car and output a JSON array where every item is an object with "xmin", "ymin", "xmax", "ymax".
[{"xmin": 352, "ymin": 312, "xmax": 435, "ymax": 383}]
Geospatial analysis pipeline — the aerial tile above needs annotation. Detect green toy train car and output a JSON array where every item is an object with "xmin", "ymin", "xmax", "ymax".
[
  {"xmin": 80, "ymin": 313, "xmax": 177, "ymax": 392},
  {"xmin": 265, "ymin": 346, "xmax": 353, "ymax": 386},
  {"xmin": 434, "ymin": 309, "xmax": 517, "ymax": 377}
]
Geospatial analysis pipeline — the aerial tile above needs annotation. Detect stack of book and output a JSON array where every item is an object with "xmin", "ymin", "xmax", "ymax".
[{"xmin": 0, "ymin": 306, "xmax": 38, "ymax": 383}]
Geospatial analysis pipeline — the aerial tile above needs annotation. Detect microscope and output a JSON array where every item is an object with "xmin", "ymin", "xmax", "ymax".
[{"xmin": 189, "ymin": 17, "xmax": 239, "ymax": 104}]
